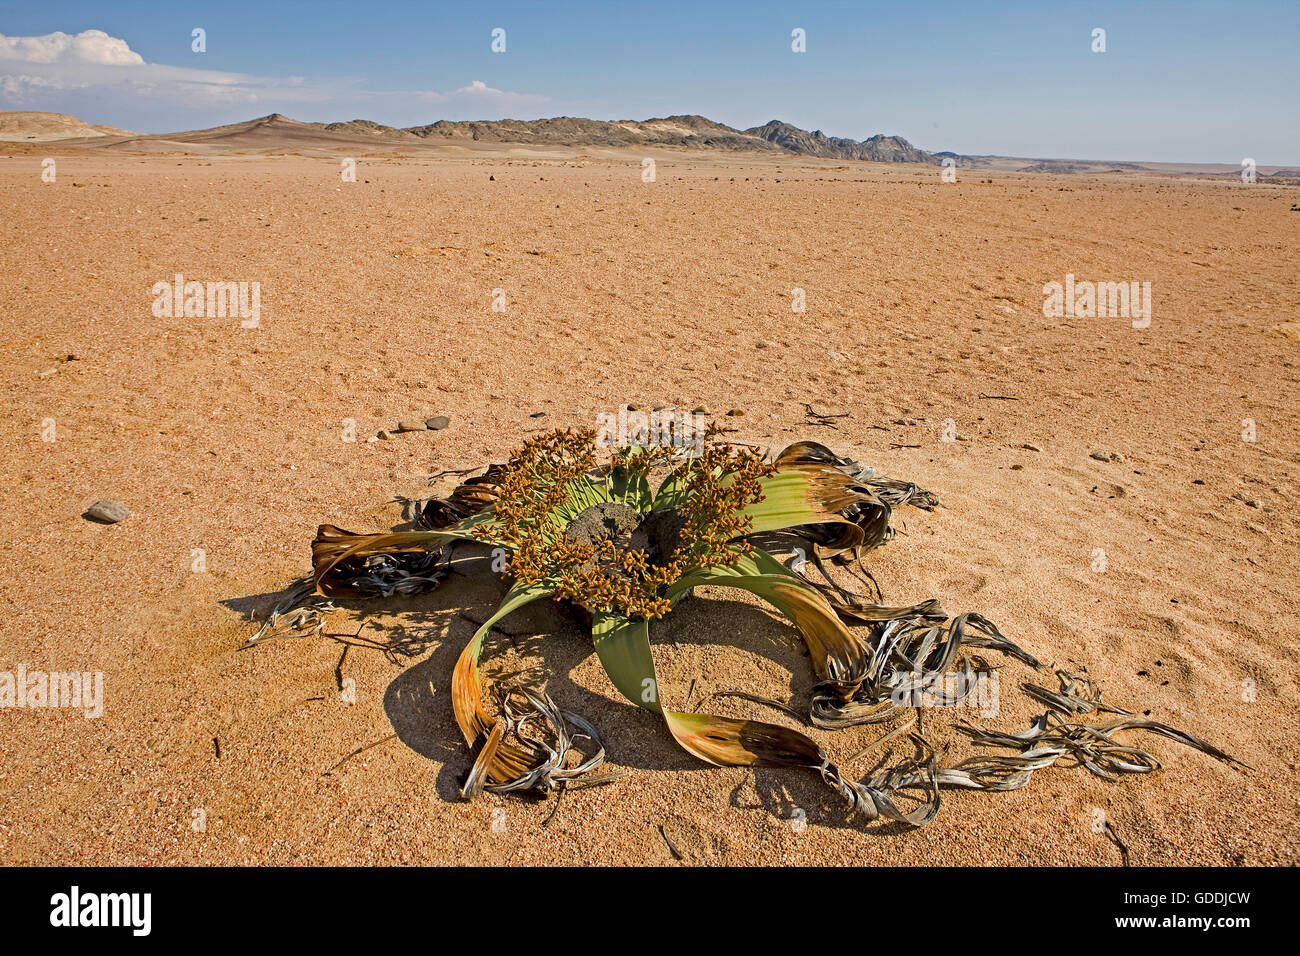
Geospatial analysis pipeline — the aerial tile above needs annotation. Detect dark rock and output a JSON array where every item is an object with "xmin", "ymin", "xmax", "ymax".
[
  {"xmin": 425, "ymin": 415, "xmax": 450, "ymax": 430},
  {"xmin": 564, "ymin": 502, "xmax": 651, "ymax": 578},
  {"xmin": 564, "ymin": 502, "xmax": 643, "ymax": 547},
  {"xmin": 641, "ymin": 507, "xmax": 686, "ymax": 566}
]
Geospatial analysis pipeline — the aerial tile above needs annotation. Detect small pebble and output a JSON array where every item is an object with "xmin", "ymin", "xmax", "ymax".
[{"xmin": 84, "ymin": 499, "xmax": 129, "ymax": 523}]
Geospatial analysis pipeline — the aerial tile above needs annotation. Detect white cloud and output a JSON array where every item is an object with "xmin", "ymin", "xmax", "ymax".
[
  {"xmin": 0, "ymin": 30, "xmax": 310, "ymax": 107},
  {"xmin": 407, "ymin": 79, "xmax": 547, "ymax": 112},
  {"xmin": 0, "ymin": 29, "xmax": 144, "ymax": 66},
  {"xmin": 0, "ymin": 29, "xmax": 546, "ymax": 123}
]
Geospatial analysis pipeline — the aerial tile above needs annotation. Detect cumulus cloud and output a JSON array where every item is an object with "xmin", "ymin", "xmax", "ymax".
[
  {"xmin": 0, "ymin": 29, "xmax": 547, "ymax": 126},
  {"xmin": 0, "ymin": 29, "xmax": 144, "ymax": 66},
  {"xmin": 0, "ymin": 30, "xmax": 326, "ymax": 107}
]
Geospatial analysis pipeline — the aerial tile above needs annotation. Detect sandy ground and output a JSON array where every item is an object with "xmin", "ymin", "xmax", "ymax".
[{"xmin": 1, "ymin": 147, "xmax": 1297, "ymax": 866}]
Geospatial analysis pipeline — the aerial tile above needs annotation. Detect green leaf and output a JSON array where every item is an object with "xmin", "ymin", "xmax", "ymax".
[
  {"xmin": 652, "ymin": 470, "xmax": 688, "ymax": 510},
  {"xmin": 608, "ymin": 465, "xmax": 653, "ymax": 513},
  {"xmin": 664, "ymin": 557, "xmax": 868, "ymax": 686},
  {"xmin": 591, "ymin": 612, "xmax": 661, "ymax": 714},
  {"xmin": 668, "ymin": 547, "xmax": 800, "ymax": 600},
  {"xmin": 738, "ymin": 471, "xmax": 827, "ymax": 534},
  {"xmin": 588, "ymin": 607, "xmax": 840, "ymax": 780},
  {"xmin": 544, "ymin": 475, "xmax": 615, "ymax": 528}
]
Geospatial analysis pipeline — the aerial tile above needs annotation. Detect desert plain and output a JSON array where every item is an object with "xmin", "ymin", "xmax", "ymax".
[{"xmin": 1, "ymin": 141, "xmax": 1297, "ymax": 865}]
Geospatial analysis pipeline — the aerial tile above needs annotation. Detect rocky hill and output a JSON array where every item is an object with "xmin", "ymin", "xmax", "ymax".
[
  {"xmin": 0, "ymin": 111, "xmax": 133, "ymax": 142},
  {"xmin": 2, "ymin": 108, "xmax": 949, "ymax": 163},
  {"xmin": 407, "ymin": 114, "xmax": 788, "ymax": 153},
  {"xmin": 743, "ymin": 120, "xmax": 935, "ymax": 163}
]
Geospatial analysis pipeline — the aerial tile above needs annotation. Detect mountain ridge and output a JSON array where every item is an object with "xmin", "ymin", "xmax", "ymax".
[
  {"xmin": 0, "ymin": 109, "xmax": 949, "ymax": 163},
  {"xmin": 743, "ymin": 119, "xmax": 935, "ymax": 163}
]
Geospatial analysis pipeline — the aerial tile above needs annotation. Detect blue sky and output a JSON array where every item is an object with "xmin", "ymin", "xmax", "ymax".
[{"xmin": 2, "ymin": 0, "xmax": 1296, "ymax": 162}]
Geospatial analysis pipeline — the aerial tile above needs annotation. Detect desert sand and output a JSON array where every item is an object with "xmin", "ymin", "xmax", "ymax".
[{"xmin": 1, "ymin": 143, "xmax": 1297, "ymax": 865}]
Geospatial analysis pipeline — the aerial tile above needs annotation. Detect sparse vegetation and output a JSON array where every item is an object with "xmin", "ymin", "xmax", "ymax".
[{"xmin": 286, "ymin": 427, "xmax": 1242, "ymax": 827}]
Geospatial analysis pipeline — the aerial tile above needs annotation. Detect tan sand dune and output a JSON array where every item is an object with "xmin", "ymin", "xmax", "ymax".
[{"xmin": 0, "ymin": 151, "xmax": 1297, "ymax": 865}]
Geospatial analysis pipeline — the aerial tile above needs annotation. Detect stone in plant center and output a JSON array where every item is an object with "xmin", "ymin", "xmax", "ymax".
[{"xmin": 564, "ymin": 502, "xmax": 644, "ymax": 548}]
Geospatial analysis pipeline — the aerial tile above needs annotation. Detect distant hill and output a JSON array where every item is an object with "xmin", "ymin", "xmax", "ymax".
[
  {"xmin": 744, "ymin": 120, "xmax": 936, "ymax": 163},
  {"xmin": 5, "ymin": 109, "xmax": 949, "ymax": 163},
  {"xmin": 16, "ymin": 110, "xmax": 1288, "ymax": 174},
  {"xmin": 1017, "ymin": 160, "xmax": 1146, "ymax": 174},
  {"xmin": 0, "ymin": 111, "xmax": 133, "ymax": 142},
  {"xmin": 405, "ymin": 114, "xmax": 780, "ymax": 153}
]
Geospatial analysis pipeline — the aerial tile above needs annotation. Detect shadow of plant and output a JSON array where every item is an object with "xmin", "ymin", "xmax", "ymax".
[{"xmin": 228, "ymin": 541, "xmax": 907, "ymax": 832}]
